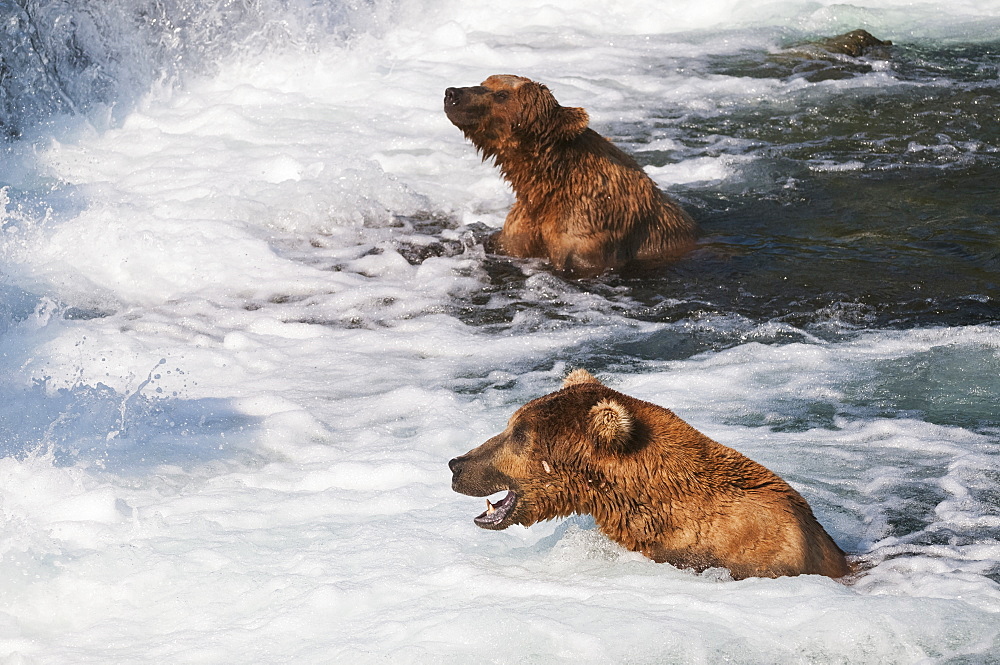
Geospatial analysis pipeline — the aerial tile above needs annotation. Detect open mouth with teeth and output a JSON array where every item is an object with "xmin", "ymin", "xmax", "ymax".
[{"xmin": 474, "ymin": 490, "xmax": 518, "ymax": 530}]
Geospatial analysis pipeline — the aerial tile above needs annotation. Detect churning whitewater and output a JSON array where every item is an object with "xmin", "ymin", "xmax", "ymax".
[{"xmin": 1, "ymin": 0, "xmax": 999, "ymax": 662}]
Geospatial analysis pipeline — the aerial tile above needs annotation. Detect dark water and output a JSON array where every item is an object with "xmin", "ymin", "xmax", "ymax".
[
  {"xmin": 640, "ymin": 41, "xmax": 999, "ymax": 327},
  {"xmin": 441, "ymin": 39, "xmax": 1000, "ymax": 340},
  {"xmin": 642, "ymin": 164, "xmax": 1000, "ymax": 329}
]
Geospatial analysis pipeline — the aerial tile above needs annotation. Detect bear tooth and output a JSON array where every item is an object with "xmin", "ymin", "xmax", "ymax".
[{"xmin": 486, "ymin": 499, "xmax": 496, "ymax": 515}]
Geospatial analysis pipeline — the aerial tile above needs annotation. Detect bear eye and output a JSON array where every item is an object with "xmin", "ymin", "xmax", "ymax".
[
  {"xmin": 493, "ymin": 90, "xmax": 511, "ymax": 102},
  {"xmin": 508, "ymin": 423, "xmax": 529, "ymax": 448}
]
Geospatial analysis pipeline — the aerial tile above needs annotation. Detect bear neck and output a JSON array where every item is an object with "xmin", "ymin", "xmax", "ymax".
[
  {"xmin": 490, "ymin": 131, "xmax": 586, "ymax": 199},
  {"xmin": 545, "ymin": 452, "xmax": 703, "ymax": 547}
]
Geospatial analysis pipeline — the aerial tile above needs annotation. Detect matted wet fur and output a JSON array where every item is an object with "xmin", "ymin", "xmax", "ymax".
[
  {"xmin": 449, "ymin": 369, "xmax": 850, "ymax": 580},
  {"xmin": 444, "ymin": 75, "xmax": 697, "ymax": 277}
]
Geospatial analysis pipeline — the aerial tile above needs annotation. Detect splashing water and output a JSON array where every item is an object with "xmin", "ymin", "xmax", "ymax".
[{"xmin": 1, "ymin": 0, "xmax": 1000, "ymax": 662}]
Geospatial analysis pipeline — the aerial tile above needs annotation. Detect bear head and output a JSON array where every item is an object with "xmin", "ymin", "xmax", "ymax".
[
  {"xmin": 449, "ymin": 369, "xmax": 645, "ymax": 531},
  {"xmin": 443, "ymin": 74, "xmax": 590, "ymax": 157}
]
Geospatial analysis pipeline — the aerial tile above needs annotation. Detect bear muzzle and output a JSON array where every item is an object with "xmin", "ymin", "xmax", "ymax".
[
  {"xmin": 449, "ymin": 454, "xmax": 520, "ymax": 530},
  {"xmin": 448, "ymin": 453, "xmax": 510, "ymax": 495},
  {"xmin": 443, "ymin": 86, "xmax": 489, "ymax": 128}
]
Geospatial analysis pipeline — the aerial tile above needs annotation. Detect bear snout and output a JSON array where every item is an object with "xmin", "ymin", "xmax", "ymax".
[
  {"xmin": 444, "ymin": 85, "xmax": 487, "ymax": 105},
  {"xmin": 449, "ymin": 455, "xmax": 470, "ymax": 492},
  {"xmin": 444, "ymin": 86, "xmax": 474, "ymax": 111},
  {"xmin": 449, "ymin": 451, "xmax": 515, "ymax": 498},
  {"xmin": 444, "ymin": 86, "xmax": 491, "ymax": 129}
]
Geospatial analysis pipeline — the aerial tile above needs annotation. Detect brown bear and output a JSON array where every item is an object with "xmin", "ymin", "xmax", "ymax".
[
  {"xmin": 449, "ymin": 369, "xmax": 850, "ymax": 580},
  {"xmin": 444, "ymin": 75, "xmax": 697, "ymax": 277}
]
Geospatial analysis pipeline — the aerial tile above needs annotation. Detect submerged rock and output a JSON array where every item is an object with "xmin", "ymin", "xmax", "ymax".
[
  {"xmin": 807, "ymin": 29, "xmax": 893, "ymax": 59},
  {"xmin": 775, "ymin": 29, "xmax": 894, "ymax": 81}
]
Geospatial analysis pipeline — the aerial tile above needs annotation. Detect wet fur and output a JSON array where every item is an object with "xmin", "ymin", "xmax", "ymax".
[
  {"xmin": 450, "ymin": 369, "xmax": 850, "ymax": 580},
  {"xmin": 444, "ymin": 75, "xmax": 697, "ymax": 277}
]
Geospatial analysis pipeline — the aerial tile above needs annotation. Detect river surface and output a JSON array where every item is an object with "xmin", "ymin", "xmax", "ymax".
[{"xmin": 1, "ymin": 0, "xmax": 999, "ymax": 662}]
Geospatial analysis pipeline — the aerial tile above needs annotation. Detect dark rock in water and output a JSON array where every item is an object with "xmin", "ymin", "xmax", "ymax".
[
  {"xmin": 782, "ymin": 29, "xmax": 894, "ymax": 61},
  {"xmin": 703, "ymin": 29, "xmax": 899, "ymax": 83},
  {"xmin": 766, "ymin": 29, "xmax": 894, "ymax": 82},
  {"xmin": 814, "ymin": 29, "xmax": 893, "ymax": 58}
]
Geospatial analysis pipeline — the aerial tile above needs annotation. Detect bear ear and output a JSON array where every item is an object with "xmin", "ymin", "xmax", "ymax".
[
  {"xmin": 563, "ymin": 368, "xmax": 602, "ymax": 389},
  {"xmin": 554, "ymin": 106, "xmax": 589, "ymax": 140},
  {"xmin": 589, "ymin": 399, "xmax": 633, "ymax": 451}
]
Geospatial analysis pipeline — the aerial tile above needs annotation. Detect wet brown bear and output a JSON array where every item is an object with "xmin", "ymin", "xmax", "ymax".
[
  {"xmin": 449, "ymin": 369, "xmax": 850, "ymax": 580},
  {"xmin": 444, "ymin": 75, "xmax": 696, "ymax": 277}
]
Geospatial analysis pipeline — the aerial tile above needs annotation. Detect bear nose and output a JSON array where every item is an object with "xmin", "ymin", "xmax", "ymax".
[
  {"xmin": 448, "ymin": 456, "xmax": 463, "ymax": 473},
  {"xmin": 444, "ymin": 87, "xmax": 460, "ymax": 104}
]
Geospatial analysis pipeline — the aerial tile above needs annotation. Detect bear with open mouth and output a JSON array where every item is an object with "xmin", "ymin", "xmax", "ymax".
[{"xmin": 449, "ymin": 369, "xmax": 850, "ymax": 580}]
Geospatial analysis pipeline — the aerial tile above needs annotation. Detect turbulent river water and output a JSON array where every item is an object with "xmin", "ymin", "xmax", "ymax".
[{"xmin": 1, "ymin": 0, "xmax": 999, "ymax": 662}]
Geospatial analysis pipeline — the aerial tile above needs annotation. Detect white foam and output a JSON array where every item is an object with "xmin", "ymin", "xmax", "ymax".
[
  {"xmin": 2, "ymin": 0, "xmax": 1000, "ymax": 662},
  {"xmin": 647, "ymin": 156, "xmax": 745, "ymax": 186}
]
